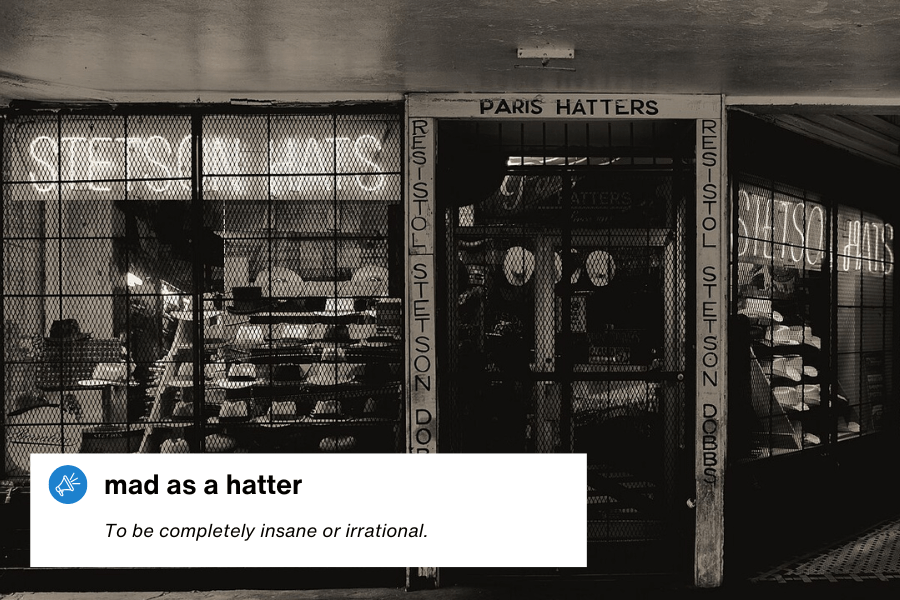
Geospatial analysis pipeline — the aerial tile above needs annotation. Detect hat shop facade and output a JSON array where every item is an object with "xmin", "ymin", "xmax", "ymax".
[{"xmin": 0, "ymin": 95, "xmax": 896, "ymax": 589}]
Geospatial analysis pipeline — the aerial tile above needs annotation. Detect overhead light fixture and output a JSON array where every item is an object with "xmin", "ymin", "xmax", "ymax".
[{"xmin": 516, "ymin": 45, "xmax": 575, "ymax": 71}]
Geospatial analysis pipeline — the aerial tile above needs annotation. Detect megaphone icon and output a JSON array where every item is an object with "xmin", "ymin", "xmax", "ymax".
[{"xmin": 55, "ymin": 474, "xmax": 81, "ymax": 497}]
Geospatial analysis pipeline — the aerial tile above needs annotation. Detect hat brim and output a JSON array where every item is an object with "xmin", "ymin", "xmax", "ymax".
[
  {"xmin": 78, "ymin": 379, "xmax": 138, "ymax": 387},
  {"xmin": 213, "ymin": 380, "xmax": 257, "ymax": 389}
]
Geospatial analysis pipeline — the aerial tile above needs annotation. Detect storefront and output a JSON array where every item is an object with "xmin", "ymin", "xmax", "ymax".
[
  {"xmin": 1, "ymin": 103, "xmax": 408, "ymax": 588},
  {"xmin": 725, "ymin": 109, "xmax": 900, "ymax": 578},
  {"xmin": 1, "ymin": 96, "xmax": 896, "ymax": 590}
]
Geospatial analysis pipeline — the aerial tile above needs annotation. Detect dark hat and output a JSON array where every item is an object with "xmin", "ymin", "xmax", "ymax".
[
  {"xmin": 271, "ymin": 363, "xmax": 310, "ymax": 385},
  {"xmin": 322, "ymin": 324, "xmax": 352, "ymax": 343},
  {"xmin": 227, "ymin": 287, "xmax": 273, "ymax": 315},
  {"xmin": 48, "ymin": 319, "xmax": 91, "ymax": 341}
]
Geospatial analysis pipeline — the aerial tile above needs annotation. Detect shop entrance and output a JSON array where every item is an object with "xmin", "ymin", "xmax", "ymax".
[{"xmin": 438, "ymin": 119, "xmax": 695, "ymax": 576}]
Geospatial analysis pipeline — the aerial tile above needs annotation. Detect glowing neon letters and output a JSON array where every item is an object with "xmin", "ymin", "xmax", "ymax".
[
  {"xmin": 27, "ymin": 134, "xmax": 386, "ymax": 196},
  {"xmin": 738, "ymin": 187, "xmax": 894, "ymax": 276}
]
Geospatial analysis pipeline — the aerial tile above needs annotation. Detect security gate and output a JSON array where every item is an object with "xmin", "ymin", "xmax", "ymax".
[{"xmin": 437, "ymin": 117, "xmax": 695, "ymax": 575}]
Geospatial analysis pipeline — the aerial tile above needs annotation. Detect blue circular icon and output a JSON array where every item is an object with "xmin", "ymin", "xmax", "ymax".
[{"xmin": 49, "ymin": 465, "xmax": 87, "ymax": 504}]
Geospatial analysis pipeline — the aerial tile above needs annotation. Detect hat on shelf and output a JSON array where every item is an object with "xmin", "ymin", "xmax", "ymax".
[
  {"xmin": 227, "ymin": 287, "xmax": 273, "ymax": 315},
  {"xmin": 319, "ymin": 434, "xmax": 357, "ymax": 451},
  {"xmin": 763, "ymin": 325, "xmax": 801, "ymax": 347},
  {"xmin": 349, "ymin": 324, "xmax": 377, "ymax": 340},
  {"xmin": 232, "ymin": 324, "xmax": 266, "ymax": 348},
  {"xmin": 160, "ymin": 438, "xmax": 190, "ymax": 454},
  {"xmin": 317, "ymin": 297, "xmax": 357, "ymax": 317},
  {"xmin": 767, "ymin": 355, "xmax": 803, "ymax": 382},
  {"xmin": 311, "ymin": 399, "xmax": 343, "ymax": 419},
  {"xmin": 304, "ymin": 363, "xmax": 361, "ymax": 387},
  {"xmin": 737, "ymin": 297, "xmax": 783, "ymax": 323},
  {"xmin": 172, "ymin": 401, "xmax": 194, "ymax": 420},
  {"xmin": 269, "ymin": 401, "xmax": 298, "ymax": 421},
  {"xmin": 256, "ymin": 267, "xmax": 305, "ymax": 298},
  {"xmin": 214, "ymin": 363, "xmax": 257, "ymax": 389},
  {"xmin": 47, "ymin": 319, "xmax": 91, "ymax": 342},
  {"xmin": 350, "ymin": 265, "xmax": 390, "ymax": 297},
  {"xmin": 502, "ymin": 246, "xmax": 535, "ymax": 287},
  {"xmin": 204, "ymin": 433, "xmax": 237, "ymax": 453},
  {"xmin": 169, "ymin": 363, "xmax": 198, "ymax": 387},
  {"xmin": 271, "ymin": 323, "xmax": 309, "ymax": 341},
  {"xmin": 773, "ymin": 384, "xmax": 820, "ymax": 410},
  {"xmin": 321, "ymin": 324, "xmax": 352, "ymax": 343},
  {"xmin": 219, "ymin": 399, "xmax": 249, "ymax": 421},
  {"xmin": 271, "ymin": 363, "xmax": 310, "ymax": 385},
  {"xmin": 320, "ymin": 345, "xmax": 347, "ymax": 362},
  {"xmin": 78, "ymin": 362, "xmax": 134, "ymax": 387},
  {"xmin": 585, "ymin": 250, "xmax": 616, "ymax": 287}
]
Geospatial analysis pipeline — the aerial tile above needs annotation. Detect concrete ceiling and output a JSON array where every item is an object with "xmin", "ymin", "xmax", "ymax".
[{"xmin": 2, "ymin": 0, "xmax": 900, "ymax": 105}]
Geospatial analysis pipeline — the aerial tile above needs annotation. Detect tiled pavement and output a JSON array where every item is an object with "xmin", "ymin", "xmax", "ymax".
[{"xmin": 750, "ymin": 515, "xmax": 900, "ymax": 584}]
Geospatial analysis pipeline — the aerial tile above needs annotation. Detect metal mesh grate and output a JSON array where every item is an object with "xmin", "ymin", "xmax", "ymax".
[
  {"xmin": 2, "ymin": 108, "xmax": 403, "ymax": 473},
  {"xmin": 439, "ymin": 119, "xmax": 694, "ymax": 572}
]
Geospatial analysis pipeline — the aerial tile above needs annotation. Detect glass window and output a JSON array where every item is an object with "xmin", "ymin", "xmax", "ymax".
[{"xmin": 732, "ymin": 175, "xmax": 895, "ymax": 462}]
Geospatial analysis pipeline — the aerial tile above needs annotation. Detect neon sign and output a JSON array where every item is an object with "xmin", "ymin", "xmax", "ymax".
[
  {"xmin": 737, "ymin": 189, "xmax": 826, "ymax": 269},
  {"xmin": 27, "ymin": 134, "xmax": 386, "ymax": 196},
  {"xmin": 737, "ymin": 187, "xmax": 894, "ymax": 277}
]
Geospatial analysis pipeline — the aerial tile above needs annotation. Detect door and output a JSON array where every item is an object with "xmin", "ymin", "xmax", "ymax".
[{"xmin": 439, "ymin": 119, "xmax": 694, "ymax": 576}]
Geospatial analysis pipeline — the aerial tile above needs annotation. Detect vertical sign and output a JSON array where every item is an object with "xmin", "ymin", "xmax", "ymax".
[
  {"xmin": 694, "ymin": 106, "xmax": 728, "ymax": 588},
  {"xmin": 405, "ymin": 117, "xmax": 437, "ymax": 454}
]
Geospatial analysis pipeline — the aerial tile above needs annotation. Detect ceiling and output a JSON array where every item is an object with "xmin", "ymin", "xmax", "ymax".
[{"xmin": 3, "ymin": 0, "xmax": 900, "ymax": 105}]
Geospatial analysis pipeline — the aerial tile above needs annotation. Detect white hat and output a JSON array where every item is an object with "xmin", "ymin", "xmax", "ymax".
[
  {"xmin": 232, "ymin": 324, "xmax": 265, "ymax": 347},
  {"xmin": 737, "ymin": 297, "xmax": 783, "ymax": 323},
  {"xmin": 219, "ymin": 400, "xmax": 249, "ymax": 420},
  {"xmin": 304, "ymin": 363, "xmax": 361, "ymax": 386},
  {"xmin": 256, "ymin": 267, "xmax": 304, "ymax": 298},
  {"xmin": 318, "ymin": 297, "xmax": 357, "ymax": 316},
  {"xmin": 765, "ymin": 355, "xmax": 803, "ymax": 382},
  {"xmin": 78, "ymin": 362, "xmax": 133, "ymax": 387},
  {"xmin": 502, "ymin": 246, "xmax": 535, "ymax": 286},
  {"xmin": 169, "ymin": 362, "xmax": 198, "ymax": 387},
  {"xmin": 585, "ymin": 250, "xmax": 615, "ymax": 287},
  {"xmin": 350, "ymin": 265, "xmax": 390, "ymax": 297},
  {"xmin": 214, "ymin": 363, "xmax": 257, "ymax": 389},
  {"xmin": 160, "ymin": 438, "xmax": 189, "ymax": 454},
  {"xmin": 270, "ymin": 401, "xmax": 297, "ymax": 420}
]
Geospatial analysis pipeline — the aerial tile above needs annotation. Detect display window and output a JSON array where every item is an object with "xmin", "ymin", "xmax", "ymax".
[
  {"xmin": 732, "ymin": 174, "xmax": 894, "ymax": 461},
  {"xmin": 2, "ymin": 108, "xmax": 404, "ymax": 475}
]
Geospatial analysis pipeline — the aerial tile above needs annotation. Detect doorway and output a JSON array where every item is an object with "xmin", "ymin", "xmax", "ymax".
[{"xmin": 438, "ymin": 119, "xmax": 695, "ymax": 575}]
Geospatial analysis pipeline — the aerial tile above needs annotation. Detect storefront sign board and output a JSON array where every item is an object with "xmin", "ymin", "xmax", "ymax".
[
  {"xmin": 405, "ymin": 116, "xmax": 437, "ymax": 454},
  {"xmin": 694, "ymin": 109, "xmax": 727, "ymax": 588}
]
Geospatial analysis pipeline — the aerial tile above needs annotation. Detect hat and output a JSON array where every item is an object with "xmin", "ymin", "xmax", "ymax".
[
  {"xmin": 214, "ymin": 363, "xmax": 257, "ymax": 389},
  {"xmin": 169, "ymin": 362, "xmax": 198, "ymax": 387},
  {"xmin": 773, "ymin": 385, "xmax": 820, "ymax": 411},
  {"xmin": 763, "ymin": 325, "xmax": 800, "ymax": 347},
  {"xmin": 350, "ymin": 265, "xmax": 390, "ymax": 297},
  {"xmin": 322, "ymin": 324, "xmax": 352, "ymax": 343},
  {"xmin": 172, "ymin": 401, "xmax": 193, "ymax": 420},
  {"xmin": 48, "ymin": 319, "xmax": 91, "ymax": 341},
  {"xmin": 270, "ymin": 323, "xmax": 309, "ymax": 341},
  {"xmin": 160, "ymin": 438, "xmax": 190, "ymax": 454},
  {"xmin": 585, "ymin": 250, "xmax": 616, "ymax": 287},
  {"xmin": 219, "ymin": 399, "xmax": 249, "ymax": 421},
  {"xmin": 271, "ymin": 363, "xmax": 310, "ymax": 385},
  {"xmin": 767, "ymin": 355, "xmax": 803, "ymax": 382},
  {"xmin": 304, "ymin": 363, "xmax": 361, "ymax": 386},
  {"xmin": 227, "ymin": 287, "xmax": 273, "ymax": 315},
  {"xmin": 7, "ymin": 392, "xmax": 57, "ymax": 417},
  {"xmin": 78, "ymin": 362, "xmax": 133, "ymax": 387},
  {"xmin": 737, "ymin": 297, "xmax": 783, "ymax": 323},
  {"xmin": 317, "ymin": 297, "xmax": 357, "ymax": 317},
  {"xmin": 256, "ymin": 267, "xmax": 305, "ymax": 298},
  {"xmin": 320, "ymin": 345, "xmax": 347, "ymax": 362},
  {"xmin": 319, "ymin": 434, "xmax": 357, "ymax": 451},
  {"xmin": 204, "ymin": 433, "xmax": 237, "ymax": 452},
  {"xmin": 232, "ymin": 324, "xmax": 266, "ymax": 348},
  {"xmin": 270, "ymin": 401, "xmax": 298, "ymax": 421},
  {"xmin": 502, "ymin": 246, "xmax": 535, "ymax": 286},
  {"xmin": 311, "ymin": 399, "xmax": 343, "ymax": 418},
  {"xmin": 349, "ymin": 324, "xmax": 377, "ymax": 340}
]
